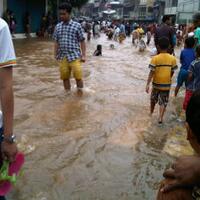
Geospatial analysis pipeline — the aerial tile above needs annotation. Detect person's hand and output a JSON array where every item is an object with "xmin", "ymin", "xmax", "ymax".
[
  {"xmin": 161, "ymin": 156, "xmax": 200, "ymax": 193},
  {"xmin": 146, "ymin": 84, "xmax": 150, "ymax": 93},
  {"xmin": 1, "ymin": 141, "xmax": 18, "ymax": 163},
  {"xmin": 81, "ymin": 55, "xmax": 86, "ymax": 63}
]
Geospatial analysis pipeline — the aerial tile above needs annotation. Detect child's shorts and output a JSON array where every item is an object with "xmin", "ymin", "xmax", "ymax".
[
  {"xmin": 151, "ymin": 88, "xmax": 170, "ymax": 107},
  {"xmin": 183, "ymin": 89, "xmax": 193, "ymax": 110},
  {"xmin": 177, "ymin": 69, "xmax": 188, "ymax": 87},
  {"xmin": 59, "ymin": 58, "xmax": 82, "ymax": 80}
]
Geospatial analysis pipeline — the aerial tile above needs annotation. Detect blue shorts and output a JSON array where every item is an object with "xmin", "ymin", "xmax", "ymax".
[{"xmin": 177, "ymin": 69, "xmax": 188, "ymax": 87}]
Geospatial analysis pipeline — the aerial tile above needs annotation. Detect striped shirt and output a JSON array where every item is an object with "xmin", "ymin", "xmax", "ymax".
[
  {"xmin": 149, "ymin": 53, "xmax": 177, "ymax": 91},
  {"xmin": 0, "ymin": 18, "xmax": 16, "ymax": 68},
  {"xmin": 53, "ymin": 20, "xmax": 85, "ymax": 62},
  {"xmin": 188, "ymin": 58, "xmax": 200, "ymax": 91}
]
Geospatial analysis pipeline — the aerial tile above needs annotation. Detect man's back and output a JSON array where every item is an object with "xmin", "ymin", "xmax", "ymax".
[{"xmin": 154, "ymin": 24, "xmax": 173, "ymax": 46}]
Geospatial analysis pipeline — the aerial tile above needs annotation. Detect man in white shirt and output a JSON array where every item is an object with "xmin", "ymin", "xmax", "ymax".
[{"xmin": 0, "ymin": 18, "xmax": 18, "ymax": 200}]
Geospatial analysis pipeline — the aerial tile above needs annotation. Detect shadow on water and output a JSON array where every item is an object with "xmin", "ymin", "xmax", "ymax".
[{"xmin": 8, "ymin": 36, "xmax": 192, "ymax": 200}]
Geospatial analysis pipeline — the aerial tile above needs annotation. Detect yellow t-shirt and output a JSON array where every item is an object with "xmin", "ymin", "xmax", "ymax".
[
  {"xmin": 149, "ymin": 53, "xmax": 177, "ymax": 91},
  {"xmin": 137, "ymin": 28, "xmax": 144, "ymax": 35}
]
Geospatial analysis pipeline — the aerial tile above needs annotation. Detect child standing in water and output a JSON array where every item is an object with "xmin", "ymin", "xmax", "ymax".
[
  {"xmin": 174, "ymin": 37, "xmax": 196, "ymax": 110},
  {"xmin": 146, "ymin": 37, "xmax": 177, "ymax": 123}
]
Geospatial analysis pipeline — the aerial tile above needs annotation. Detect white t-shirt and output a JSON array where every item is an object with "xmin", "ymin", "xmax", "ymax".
[{"xmin": 0, "ymin": 18, "xmax": 16, "ymax": 68}]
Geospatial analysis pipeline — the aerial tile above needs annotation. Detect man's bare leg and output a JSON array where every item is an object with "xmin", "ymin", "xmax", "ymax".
[
  {"xmin": 63, "ymin": 79, "xmax": 71, "ymax": 91},
  {"xmin": 150, "ymin": 101, "xmax": 156, "ymax": 116},
  {"xmin": 76, "ymin": 79, "xmax": 83, "ymax": 89},
  {"xmin": 174, "ymin": 86, "xmax": 180, "ymax": 97},
  {"xmin": 159, "ymin": 105, "xmax": 166, "ymax": 123},
  {"xmin": 76, "ymin": 79, "xmax": 83, "ymax": 96}
]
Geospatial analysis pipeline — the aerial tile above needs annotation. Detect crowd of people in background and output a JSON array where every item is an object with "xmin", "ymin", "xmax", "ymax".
[
  {"xmin": 79, "ymin": 17, "xmax": 197, "ymax": 51},
  {"xmin": 37, "ymin": 12, "xmax": 57, "ymax": 38},
  {"xmin": 3, "ymin": 10, "xmax": 17, "ymax": 37}
]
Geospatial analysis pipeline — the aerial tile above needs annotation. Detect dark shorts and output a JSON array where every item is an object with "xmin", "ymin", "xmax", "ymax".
[
  {"xmin": 177, "ymin": 69, "xmax": 188, "ymax": 87},
  {"xmin": 151, "ymin": 88, "xmax": 170, "ymax": 107}
]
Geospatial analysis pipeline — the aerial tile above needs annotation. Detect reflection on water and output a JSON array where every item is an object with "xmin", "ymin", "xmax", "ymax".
[{"xmin": 8, "ymin": 36, "xmax": 192, "ymax": 200}]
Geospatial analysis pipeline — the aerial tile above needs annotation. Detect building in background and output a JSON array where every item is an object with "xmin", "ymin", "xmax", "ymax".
[
  {"xmin": 153, "ymin": 0, "xmax": 165, "ymax": 23},
  {"xmin": 164, "ymin": 0, "xmax": 178, "ymax": 24},
  {"xmin": 123, "ymin": 0, "xmax": 135, "ymax": 19},
  {"xmin": 177, "ymin": 0, "xmax": 200, "ymax": 24},
  {"xmin": 134, "ymin": 0, "xmax": 154, "ymax": 22}
]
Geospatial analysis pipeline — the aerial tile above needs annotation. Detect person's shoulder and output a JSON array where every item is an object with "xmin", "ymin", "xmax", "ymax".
[
  {"xmin": 181, "ymin": 48, "xmax": 188, "ymax": 55},
  {"xmin": 151, "ymin": 54, "xmax": 159, "ymax": 61},
  {"xmin": 191, "ymin": 59, "xmax": 199, "ymax": 66},
  {"xmin": 71, "ymin": 20, "xmax": 81, "ymax": 27},
  {"xmin": 187, "ymin": 48, "xmax": 196, "ymax": 55},
  {"xmin": 161, "ymin": 53, "xmax": 176, "ymax": 61},
  {"xmin": 168, "ymin": 54, "xmax": 176, "ymax": 60},
  {"xmin": 0, "ymin": 18, "xmax": 8, "ymax": 31},
  {"xmin": 55, "ymin": 22, "xmax": 62, "ymax": 29}
]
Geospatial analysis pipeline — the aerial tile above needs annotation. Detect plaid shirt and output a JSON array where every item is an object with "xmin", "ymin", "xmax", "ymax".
[{"xmin": 53, "ymin": 20, "xmax": 85, "ymax": 62}]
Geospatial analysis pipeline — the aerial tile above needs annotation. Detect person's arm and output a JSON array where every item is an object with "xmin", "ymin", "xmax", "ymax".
[
  {"xmin": 53, "ymin": 25, "xmax": 59, "ymax": 59},
  {"xmin": 54, "ymin": 41, "xmax": 59, "ymax": 60},
  {"xmin": 154, "ymin": 29, "xmax": 158, "ymax": 47},
  {"xmin": 188, "ymin": 62, "xmax": 194, "ymax": 82},
  {"xmin": 77, "ymin": 24, "xmax": 86, "ymax": 62},
  {"xmin": 0, "ymin": 67, "xmax": 17, "ymax": 162},
  {"xmin": 80, "ymin": 40, "xmax": 86, "ymax": 62},
  {"xmin": 180, "ymin": 51, "xmax": 183, "ymax": 65},
  {"xmin": 0, "ymin": 67, "xmax": 13, "ymax": 138},
  {"xmin": 188, "ymin": 71, "xmax": 193, "ymax": 82},
  {"xmin": 194, "ymin": 29, "xmax": 199, "ymax": 46},
  {"xmin": 161, "ymin": 156, "xmax": 200, "ymax": 193},
  {"xmin": 146, "ymin": 70, "xmax": 154, "ymax": 93},
  {"xmin": 146, "ymin": 57, "xmax": 156, "ymax": 93},
  {"xmin": 171, "ymin": 57, "xmax": 178, "ymax": 77},
  {"xmin": 169, "ymin": 27, "xmax": 175, "ymax": 48}
]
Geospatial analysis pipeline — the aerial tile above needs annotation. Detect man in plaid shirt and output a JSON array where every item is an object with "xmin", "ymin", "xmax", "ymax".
[{"xmin": 53, "ymin": 3, "xmax": 86, "ymax": 94}]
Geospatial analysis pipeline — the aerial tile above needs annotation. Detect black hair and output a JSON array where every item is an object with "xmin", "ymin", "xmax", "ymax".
[
  {"xmin": 185, "ymin": 37, "xmax": 195, "ymax": 48},
  {"xmin": 94, "ymin": 44, "xmax": 102, "ymax": 56},
  {"xmin": 162, "ymin": 15, "xmax": 171, "ymax": 23},
  {"xmin": 158, "ymin": 37, "xmax": 170, "ymax": 50},
  {"xmin": 97, "ymin": 44, "xmax": 102, "ymax": 51},
  {"xmin": 59, "ymin": 3, "xmax": 72, "ymax": 14},
  {"xmin": 196, "ymin": 45, "xmax": 200, "ymax": 57},
  {"xmin": 193, "ymin": 12, "xmax": 200, "ymax": 24},
  {"xmin": 186, "ymin": 90, "xmax": 200, "ymax": 143}
]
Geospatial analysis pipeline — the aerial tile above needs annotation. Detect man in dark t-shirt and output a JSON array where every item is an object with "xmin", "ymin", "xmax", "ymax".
[{"xmin": 155, "ymin": 16, "xmax": 174, "ymax": 54}]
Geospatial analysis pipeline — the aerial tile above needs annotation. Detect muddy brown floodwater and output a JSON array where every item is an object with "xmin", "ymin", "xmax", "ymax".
[{"xmin": 8, "ymin": 35, "xmax": 193, "ymax": 200}]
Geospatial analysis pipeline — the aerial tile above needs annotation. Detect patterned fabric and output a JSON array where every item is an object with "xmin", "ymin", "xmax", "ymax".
[
  {"xmin": 151, "ymin": 88, "xmax": 170, "ymax": 107},
  {"xmin": 192, "ymin": 187, "xmax": 200, "ymax": 200},
  {"xmin": 149, "ymin": 53, "xmax": 177, "ymax": 91},
  {"xmin": 188, "ymin": 58, "xmax": 200, "ymax": 91},
  {"xmin": 0, "ymin": 18, "xmax": 16, "ymax": 68},
  {"xmin": 53, "ymin": 20, "xmax": 85, "ymax": 62}
]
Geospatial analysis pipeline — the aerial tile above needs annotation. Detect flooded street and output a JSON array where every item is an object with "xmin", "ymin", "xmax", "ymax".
[{"xmin": 9, "ymin": 35, "xmax": 193, "ymax": 200}]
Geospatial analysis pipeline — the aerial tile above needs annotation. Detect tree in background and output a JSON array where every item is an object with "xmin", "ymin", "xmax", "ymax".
[{"xmin": 63, "ymin": 0, "xmax": 89, "ymax": 8}]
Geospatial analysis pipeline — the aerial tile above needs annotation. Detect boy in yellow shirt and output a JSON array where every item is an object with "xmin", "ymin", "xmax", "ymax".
[{"xmin": 146, "ymin": 37, "xmax": 177, "ymax": 123}]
